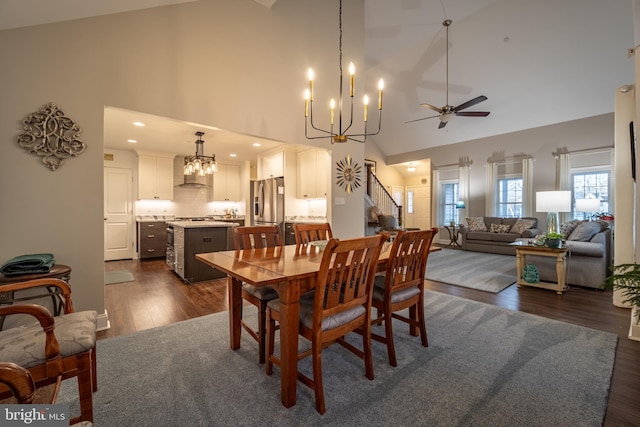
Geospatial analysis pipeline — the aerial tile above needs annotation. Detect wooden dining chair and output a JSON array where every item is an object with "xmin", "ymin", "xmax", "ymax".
[
  {"xmin": 369, "ymin": 228, "xmax": 438, "ymax": 367},
  {"xmin": 292, "ymin": 223, "xmax": 333, "ymax": 247},
  {"xmin": 265, "ymin": 234, "xmax": 386, "ymax": 414},
  {"xmin": 232, "ymin": 225, "xmax": 283, "ymax": 364},
  {"xmin": 0, "ymin": 362, "xmax": 93, "ymax": 426},
  {"xmin": 0, "ymin": 278, "xmax": 97, "ymax": 424}
]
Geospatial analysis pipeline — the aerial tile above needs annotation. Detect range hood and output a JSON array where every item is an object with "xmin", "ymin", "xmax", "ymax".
[{"xmin": 179, "ymin": 172, "xmax": 209, "ymax": 188}]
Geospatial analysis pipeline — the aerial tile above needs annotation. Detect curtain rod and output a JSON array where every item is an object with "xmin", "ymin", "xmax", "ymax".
[{"xmin": 553, "ymin": 145, "xmax": 613, "ymax": 158}]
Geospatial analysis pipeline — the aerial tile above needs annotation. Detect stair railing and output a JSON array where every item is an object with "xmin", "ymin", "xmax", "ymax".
[{"xmin": 365, "ymin": 163, "xmax": 403, "ymax": 225}]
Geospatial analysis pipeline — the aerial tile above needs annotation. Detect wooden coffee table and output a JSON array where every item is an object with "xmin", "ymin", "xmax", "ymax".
[{"xmin": 510, "ymin": 241, "xmax": 568, "ymax": 294}]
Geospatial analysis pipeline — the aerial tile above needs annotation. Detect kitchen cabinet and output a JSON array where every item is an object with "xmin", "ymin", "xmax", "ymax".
[
  {"xmin": 212, "ymin": 163, "xmax": 240, "ymax": 201},
  {"xmin": 137, "ymin": 221, "xmax": 167, "ymax": 259},
  {"xmin": 138, "ymin": 154, "xmax": 174, "ymax": 200},
  {"xmin": 296, "ymin": 148, "xmax": 329, "ymax": 199},
  {"xmin": 261, "ymin": 151, "xmax": 284, "ymax": 179},
  {"xmin": 173, "ymin": 225, "xmax": 230, "ymax": 283},
  {"xmin": 284, "ymin": 222, "xmax": 296, "ymax": 245}
]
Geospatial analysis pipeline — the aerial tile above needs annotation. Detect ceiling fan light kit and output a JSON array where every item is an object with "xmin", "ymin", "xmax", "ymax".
[{"xmin": 407, "ymin": 19, "xmax": 490, "ymax": 129}]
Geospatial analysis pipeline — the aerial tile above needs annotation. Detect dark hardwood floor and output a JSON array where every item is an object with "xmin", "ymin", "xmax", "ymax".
[{"xmin": 102, "ymin": 258, "xmax": 640, "ymax": 426}]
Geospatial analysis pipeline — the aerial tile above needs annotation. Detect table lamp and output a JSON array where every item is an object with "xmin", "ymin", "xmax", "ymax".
[
  {"xmin": 536, "ymin": 191, "xmax": 571, "ymax": 235},
  {"xmin": 575, "ymin": 198, "xmax": 600, "ymax": 220},
  {"xmin": 455, "ymin": 200, "xmax": 465, "ymax": 224}
]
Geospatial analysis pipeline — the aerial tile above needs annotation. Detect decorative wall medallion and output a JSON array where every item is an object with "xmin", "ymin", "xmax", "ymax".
[
  {"xmin": 336, "ymin": 154, "xmax": 362, "ymax": 194},
  {"xmin": 17, "ymin": 102, "xmax": 86, "ymax": 171}
]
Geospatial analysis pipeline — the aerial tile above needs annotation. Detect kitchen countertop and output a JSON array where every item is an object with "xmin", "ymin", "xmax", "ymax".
[{"xmin": 166, "ymin": 221, "xmax": 239, "ymax": 228}]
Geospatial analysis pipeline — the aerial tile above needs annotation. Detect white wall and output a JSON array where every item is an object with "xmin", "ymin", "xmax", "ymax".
[{"xmin": 0, "ymin": 0, "xmax": 366, "ymax": 316}]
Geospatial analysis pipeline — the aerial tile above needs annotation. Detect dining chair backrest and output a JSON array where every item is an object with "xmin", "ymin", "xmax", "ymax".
[
  {"xmin": 233, "ymin": 225, "xmax": 283, "ymax": 250},
  {"xmin": 312, "ymin": 234, "xmax": 386, "ymax": 331},
  {"xmin": 383, "ymin": 228, "xmax": 438, "ymax": 293},
  {"xmin": 293, "ymin": 223, "xmax": 333, "ymax": 246}
]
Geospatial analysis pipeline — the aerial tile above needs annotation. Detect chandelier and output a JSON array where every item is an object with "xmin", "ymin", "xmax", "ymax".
[
  {"xmin": 183, "ymin": 131, "xmax": 217, "ymax": 176},
  {"xmin": 304, "ymin": 0, "xmax": 384, "ymax": 144}
]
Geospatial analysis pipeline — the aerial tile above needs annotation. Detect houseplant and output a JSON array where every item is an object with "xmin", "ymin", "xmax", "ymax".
[
  {"xmin": 544, "ymin": 232, "xmax": 564, "ymax": 248},
  {"xmin": 604, "ymin": 263, "xmax": 640, "ymax": 341}
]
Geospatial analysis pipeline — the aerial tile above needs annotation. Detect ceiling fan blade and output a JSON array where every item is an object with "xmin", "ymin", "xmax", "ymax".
[
  {"xmin": 420, "ymin": 103, "xmax": 443, "ymax": 114},
  {"xmin": 453, "ymin": 95, "xmax": 488, "ymax": 112},
  {"xmin": 405, "ymin": 114, "xmax": 439, "ymax": 124},
  {"xmin": 438, "ymin": 121, "xmax": 447, "ymax": 129},
  {"xmin": 455, "ymin": 111, "xmax": 490, "ymax": 117}
]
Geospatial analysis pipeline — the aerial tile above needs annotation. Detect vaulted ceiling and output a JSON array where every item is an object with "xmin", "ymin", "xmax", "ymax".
[{"xmin": 0, "ymin": 0, "xmax": 634, "ymax": 163}]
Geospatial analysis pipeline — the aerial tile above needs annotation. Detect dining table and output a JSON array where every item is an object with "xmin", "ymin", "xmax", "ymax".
[{"xmin": 196, "ymin": 241, "xmax": 395, "ymax": 408}]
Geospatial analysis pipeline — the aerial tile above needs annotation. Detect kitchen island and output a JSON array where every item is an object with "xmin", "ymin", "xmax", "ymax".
[{"xmin": 166, "ymin": 220, "xmax": 238, "ymax": 284}]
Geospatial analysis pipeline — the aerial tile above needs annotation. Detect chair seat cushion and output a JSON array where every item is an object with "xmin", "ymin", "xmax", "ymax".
[
  {"xmin": 268, "ymin": 294, "xmax": 366, "ymax": 332},
  {"xmin": 242, "ymin": 283, "xmax": 278, "ymax": 300},
  {"xmin": 0, "ymin": 310, "xmax": 97, "ymax": 369},
  {"xmin": 372, "ymin": 275, "xmax": 421, "ymax": 303}
]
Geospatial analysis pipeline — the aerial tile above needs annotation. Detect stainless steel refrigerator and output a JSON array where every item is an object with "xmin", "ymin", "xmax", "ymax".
[{"xmin": 251, "ymin": 177, "xmax": 285, "ymax": 235}]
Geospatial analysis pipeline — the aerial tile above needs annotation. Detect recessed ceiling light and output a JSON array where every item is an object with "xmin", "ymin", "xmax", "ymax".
[
  {"xmin": 252, "ymin": 142, "xmax": 261, "ymax": 147},
  {"xmin": 230, "ymin": 153, "xmax": 237, "ymax": 157},
  {"xmin": 127, "ymin": 139, "xmax": 137, "ymax": 143},
  {"xmin": 133, "ymin": 121, "xmax": 144, "ymax": 127}
]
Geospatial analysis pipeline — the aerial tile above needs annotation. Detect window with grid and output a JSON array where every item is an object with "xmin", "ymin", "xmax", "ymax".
[
  {"xmin": 441, "ymin": 182, "xmax": 459, "ymax": 224},
  {"xmin": 496, "ymin": 177, "xmax": 523, "ymax": 218},
  {"xmin": 571, "ymin": 170, "xmax": 610, "ymax": 220}
]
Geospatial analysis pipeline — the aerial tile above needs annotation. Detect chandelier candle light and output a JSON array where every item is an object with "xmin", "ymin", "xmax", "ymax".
[
  {"xmin": 184, "ymin": 131, "xmax": 217, "ymax": 176},
  {"xmin": 304, "ymin": 0, "xmax": 384, "ymax": 143}
]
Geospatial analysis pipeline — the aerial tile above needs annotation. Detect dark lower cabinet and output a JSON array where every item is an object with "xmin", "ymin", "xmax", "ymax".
[
  {"xmin": 138, "ymin": 221, "xmax": 167, "ymax": 259},
  {"xmin": 284, "ymin": 222, "xmax": 296, "ymax": 245},
  {"xmin": 177, "ymin": 226, "xmax": 230, "ymax": 283}
]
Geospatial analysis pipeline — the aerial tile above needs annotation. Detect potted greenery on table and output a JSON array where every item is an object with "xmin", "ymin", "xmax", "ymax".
[
  {"xmin": 544, "ymin": 232, "xmax": 564, "ymax": 248},
  {"xmin": 604, "ymin": 263, "xmax": 640, "ymax": 341}
]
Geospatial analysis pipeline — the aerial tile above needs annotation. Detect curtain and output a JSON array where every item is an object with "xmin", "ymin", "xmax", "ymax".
[
  {"xmin": 458, "ymin": 163, "xmax": 470, "ymax": 223},
  {"xmin": 432, "ymin": 169, "xmax": 441, "ymax": 227},
  {"xmin": 485, "ymin": 162, "xmax": 497, "ymax": 215},
  {"xmin": 557, "ymin": 152, "xmax": 570, "ymax": 223},
  {"xmin": 522, "ymin": 157, "xmax": 534, "ymax": 216}
]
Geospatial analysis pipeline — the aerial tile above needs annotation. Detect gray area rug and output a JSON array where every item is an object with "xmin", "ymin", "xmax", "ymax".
[
  {"xmin": 58, "ymin": 291, "xmax": 616, "ymax": 426},
  {"xmin": 104, "ymin": 270, "xmax": 134, "ymax": 285},
  {"xmin": 427, "ymin": 248, "xmax": 516, "ymax": 293}
]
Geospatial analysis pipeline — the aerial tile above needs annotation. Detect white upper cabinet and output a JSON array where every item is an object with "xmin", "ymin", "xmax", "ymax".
[
  {"xmin": 212, "ymin": 163, "xmax": 240, "ymax": 201},
  {"xmin": 297, "ymin": 148, "xmax": 330, "ymax": 199},
  {"xmin": 260, "ymin": 151, "xmax": 284, "ymax": 179},
  {"xmin": 138, "ymin": 154, "xmax": 174, "ymax": 200}
]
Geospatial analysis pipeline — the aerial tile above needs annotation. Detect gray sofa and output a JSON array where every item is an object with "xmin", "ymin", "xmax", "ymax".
[
  {"xmin": 521, "ymin": 221, "xmax": 612, "ymax": 289},
  {"xmin": 460, "ymin": 216, "xmax": 542, "ymax": 256}
]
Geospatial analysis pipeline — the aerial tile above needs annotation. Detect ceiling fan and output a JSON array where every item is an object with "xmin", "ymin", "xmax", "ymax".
[{"xmin": 407, "ymin": 19, "xmax": 490, "ymax": 129}]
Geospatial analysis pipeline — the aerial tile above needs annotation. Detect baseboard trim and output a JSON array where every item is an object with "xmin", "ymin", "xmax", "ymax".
[{"xmin": 97, "ymin": 309, "xmax": 110, "ymax": 331}]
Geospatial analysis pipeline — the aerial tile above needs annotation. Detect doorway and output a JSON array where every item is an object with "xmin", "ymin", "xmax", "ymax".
[{"xmin": 404, "ymin": 185, "xmax": 430, "ymax": 230}]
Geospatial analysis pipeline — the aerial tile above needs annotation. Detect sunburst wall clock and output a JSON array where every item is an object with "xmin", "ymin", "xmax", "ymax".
[{"xmin": 336, "ymin": 155, "xmax": 362, "ymax": 194}]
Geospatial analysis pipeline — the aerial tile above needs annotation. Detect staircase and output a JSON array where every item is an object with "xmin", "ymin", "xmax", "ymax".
[{"xmin": 365, "ymin": 163, "xmax": 403, "ymax": 225}]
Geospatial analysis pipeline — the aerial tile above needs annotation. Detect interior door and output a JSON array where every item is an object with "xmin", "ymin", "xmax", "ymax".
[
  {"xmin": 405, "ymin": 185, "xmax": 430, "ymax": 230},
  {"xmin": 104, "ymin": 167, "xmax": 134, "ymax": 260}
]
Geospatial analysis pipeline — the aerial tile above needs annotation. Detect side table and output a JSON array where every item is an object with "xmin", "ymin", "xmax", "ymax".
[
  {"xmin": 510, "ymin": 242, "xmax": 568, "ymax": 294},
  {"xmin": 443, "ymin": 224, "xmax": 463, "ymax": 248},
  {"xmin": 0, "ymin": 264, "xmax": 71, "ymax": 328}
]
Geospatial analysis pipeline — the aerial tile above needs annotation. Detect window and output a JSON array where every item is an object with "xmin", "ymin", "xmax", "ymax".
[
  {"xmin": 497, "ymin": 177, "xmax": 523, "ymax": 218},
  {"xmin": 571, "ymin": 170, "xmax": 610, "ymax": 220},
  {"xmin": 441, "ymin": 182, "xmax": 459, "ymax": 224},
  {"xmin": 406, "ymin": 190, "xmax": 414, "ymax": 214}
]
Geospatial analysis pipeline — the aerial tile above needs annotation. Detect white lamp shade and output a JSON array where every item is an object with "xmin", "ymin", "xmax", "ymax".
[
  {"xmin": 575, "ymin": 198, "xmax": 601, "ymax": 213},
  {"xmin": 536, "ymin": 191, "xmax": 572, "ymax": 212}
]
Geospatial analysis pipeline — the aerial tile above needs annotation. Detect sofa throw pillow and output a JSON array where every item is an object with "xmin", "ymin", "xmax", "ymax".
[
  {"xmin": 567, "ymin": 220, "xmax": 607, "ymax": 242},
  {"xmin": 490, "ymin": 223, "xmax": 511, "ymax": 233},
  {"xmin": 378, "ymin": 214, "xmax": 401, "ymax": 231},
  {"xmin": 559, "ymin": 220, "xmax": 582, "ymax": 239},
  {"xmin": 466, "ymin": 217, "xmax": 487, "ymax": 232},
  {"xmin": 510, "ymin": 218, "xmax": 536, "ymax": 235}
]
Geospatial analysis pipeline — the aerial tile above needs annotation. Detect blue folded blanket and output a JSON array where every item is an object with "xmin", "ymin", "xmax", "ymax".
[{"xmin": 0, "ymin": 253, "xmax": 55, "ymax": 276}]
